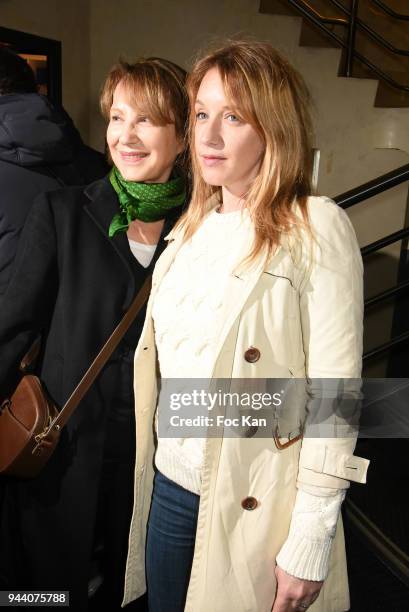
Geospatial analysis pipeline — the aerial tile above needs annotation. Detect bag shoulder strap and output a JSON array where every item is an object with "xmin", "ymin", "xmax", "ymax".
[{"xmin": 51, "ymin": 275, "xmax": 152, "ymax": 430}]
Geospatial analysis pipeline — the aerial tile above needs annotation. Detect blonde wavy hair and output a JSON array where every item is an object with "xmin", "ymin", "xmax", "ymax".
[{"xmin": 176, "ymin": 40, "xmax": 314, "ymax": 263}]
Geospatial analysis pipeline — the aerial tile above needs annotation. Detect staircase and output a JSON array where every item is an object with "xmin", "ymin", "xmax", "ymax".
[{"xmin": 261, "ymin": 0, "xmax": 409, "ymax": 108}]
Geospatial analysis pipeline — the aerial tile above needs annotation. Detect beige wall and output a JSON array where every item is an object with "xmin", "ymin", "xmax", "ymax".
[
  {"xmin": 89, "ymin": 0, "xmax": 265, "ymax": 150},
  {"xmin": 1, "ymin": 0, "xmax": 91, "ymax": 141}
]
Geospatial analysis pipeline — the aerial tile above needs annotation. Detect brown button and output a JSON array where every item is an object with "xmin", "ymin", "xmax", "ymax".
[
  {"xmin": 241, "ymin": 496, "xmax": 258, "ymax": 511},
  {"xmin": 244, "ymin": 347, "xmax": 260, "ymax": 363}
]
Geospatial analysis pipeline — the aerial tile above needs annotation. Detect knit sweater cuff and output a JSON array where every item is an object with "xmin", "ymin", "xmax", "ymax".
[
  {"xmin": 275, "ymin": 488, "xmax": 346, "ymax": 581},
  {"xmin": 276, "ymin": 531, "xmax": 333, "ymax": 581}
]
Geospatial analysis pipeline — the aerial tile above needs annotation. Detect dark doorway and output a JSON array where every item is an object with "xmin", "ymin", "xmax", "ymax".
[{"xmin": 0, "ymin": 26, "xmax": 61, "ymax": 105}]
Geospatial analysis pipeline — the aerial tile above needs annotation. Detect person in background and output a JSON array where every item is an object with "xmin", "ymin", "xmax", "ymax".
[
  {"xmin": 0, "ymin": 57, "xmax": 189, "ymax": 612},
  {"xmin": 0, "ymin": 46, "xmax": 108, "ymax": 294},
  {"xmin": 122, "ymin": 41, "xmax": 369, "ymax": 612}
]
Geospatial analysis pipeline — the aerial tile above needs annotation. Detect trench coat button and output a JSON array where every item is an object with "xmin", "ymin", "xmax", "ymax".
[
  {"xmin": 241, "ymin": 496, "xmax": 258, "ymax": 511},
  {"xmin": 244, "ymin": 347, "xmax": 261, "ymax": 363}
]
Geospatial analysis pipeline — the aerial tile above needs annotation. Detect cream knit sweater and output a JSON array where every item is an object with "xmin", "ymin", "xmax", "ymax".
[{"xmin": 151, "ymin": 207, "xmax": 344, "ymax": 581}]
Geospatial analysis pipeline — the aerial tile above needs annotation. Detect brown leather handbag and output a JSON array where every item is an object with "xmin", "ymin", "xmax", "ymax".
[{"xmin": 0, "ymin": 276, "xmax": 152, "ymax": 479}]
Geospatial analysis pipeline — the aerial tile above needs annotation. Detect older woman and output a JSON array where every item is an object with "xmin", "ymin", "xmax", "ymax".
[
  {"xmin": 0, "ymin": 57, "xmax": 189, "ymax": 611},
  {"xmin": 123, "ymin": 42, "xmax": 369, "ymax": 612}
]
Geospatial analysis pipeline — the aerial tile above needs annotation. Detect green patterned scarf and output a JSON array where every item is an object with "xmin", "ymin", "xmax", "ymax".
[{"xmin": 108, "ymin": 166, "xmax": 186, "ymax": 237}]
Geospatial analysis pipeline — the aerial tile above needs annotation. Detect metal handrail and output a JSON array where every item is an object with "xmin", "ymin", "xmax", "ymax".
[
  {"xmin": 361, "ymin": 226, "xmax": 409, "ymax": 361},
  {"xmin": 344, "ymin": 498, "xmax": 409, "ymax": 587},
  {"xmin": 359, "ymin": 18, "xmax": 409, "ymax": 57},
  {"xmin": 361, "ymin": 228, "xmax": 409, "ymax": 257},
  {"xmin": 347, "ymin": 0, "xmax": 359, "ymax": 76},
  {"xmin": 330, "ymin": 0, "xmax": 409, "ymax": 57},
  {"xmin": 285, "ymin": 0, "xmax": 409, "ymax": 91},
  {"xmin": 365, "ymin": 279, "xmax": 409, "ymax": 310},
  {"xmin": 277, "ymin": 0, "xmax": 348, "ymax": 24},
  {"xmin": 335, "ymin": 163, "xmax": 409, "ymax": 209},
  {"xmin": 331, "ymin": 161, "xmax": 409, "ymax": 361},
  {"xmin": 286, "ymin": 0, "xmax": 349, "ymax": 40},
  {"xmin": 364, "ymin": 330, "xmax": 409, "ymax": 360},
  {"xmin": 372, "ymin": 0, "xmax": 409, "ymax": 21},
  {"xmin": 335, "ymin": 164, "xmax": 409, "ymax": 258}
]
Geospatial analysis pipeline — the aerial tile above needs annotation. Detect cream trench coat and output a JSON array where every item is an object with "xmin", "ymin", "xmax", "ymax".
[{"xmin": 122, "ymin": 196, "xmax": 370, "ymax": 612}]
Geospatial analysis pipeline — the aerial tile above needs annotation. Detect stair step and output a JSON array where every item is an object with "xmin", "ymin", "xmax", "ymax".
[
  {"xmin": 299, "ymin": 19, "xmax": 341, "ymax": 48},
  {"xmin": 260, "ymin": 0, "xmax": 350, "ymax": 20},
  {"xmin": 375, "ymin": 79, "xmax": 409, "ymax": 109},
  {"xmin": 351, "ymin": 61, "xmax": 409, "ymax": 107},
  {"xmin": 259, "ymin": 0, "xmax": 300, "ymax": 17},
  {"xmin": 260, "ymin": 0, "xmax": 409, "ymax": 108}
]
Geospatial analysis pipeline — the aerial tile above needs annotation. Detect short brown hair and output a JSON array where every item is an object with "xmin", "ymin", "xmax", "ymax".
[{"xmin": 100, "ymin": 57, "xmax": 188, "ymax": 141}]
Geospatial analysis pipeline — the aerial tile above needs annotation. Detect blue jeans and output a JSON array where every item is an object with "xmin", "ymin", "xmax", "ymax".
[{"xmin": 146, "ymin": 471, "xmax": 199, "ymax": 612}]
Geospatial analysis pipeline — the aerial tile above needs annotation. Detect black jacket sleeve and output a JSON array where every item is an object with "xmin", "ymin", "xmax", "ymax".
[
  {"xmin": 0, "ymin": 205, "xmax": 21, "ymax": 296},
  {"xmin": 0, "ymin": 192, "xmax": 58, "ymax": 399}
]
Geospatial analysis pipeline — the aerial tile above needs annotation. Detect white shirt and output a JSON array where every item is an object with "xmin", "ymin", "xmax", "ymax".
[{"xmin": 128, "ymin": 238, "xmax": 156, "ymax": 268}]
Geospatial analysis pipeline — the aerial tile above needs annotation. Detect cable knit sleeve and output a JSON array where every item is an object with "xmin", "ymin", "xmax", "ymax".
[{"xmin": 275, "ymin": 486, "xmax": 346, "ymax": 581}]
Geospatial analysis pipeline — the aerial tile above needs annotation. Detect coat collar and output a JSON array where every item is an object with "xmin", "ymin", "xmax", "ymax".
[
  {"xmin": 84, "ymin": 176, "xmax": 137, "ymax": 307},
  {"xmin": 152, "ymin": 193, "xmax": 287, "ymax": 287},
  {"xmin": 84, "ymin": 175, "xmax": 126, "ymax": 245},
  {"xmin": 84, "ymin": 176, "xmax": 186, "ymax": 310}
]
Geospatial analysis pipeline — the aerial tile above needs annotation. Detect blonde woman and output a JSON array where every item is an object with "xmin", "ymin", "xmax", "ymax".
[{"xmin": 123, "ymin": 42, "xmax": 369, "ymax": 612}]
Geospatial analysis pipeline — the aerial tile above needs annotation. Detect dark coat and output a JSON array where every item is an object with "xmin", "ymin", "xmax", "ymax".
[
  {"xmin": 0, "ymin": 92, "xmax": 108, "ymax": 294},
  {"xmin": 0, "ymin": 176, "xmax": 182, "ymax": 611}
]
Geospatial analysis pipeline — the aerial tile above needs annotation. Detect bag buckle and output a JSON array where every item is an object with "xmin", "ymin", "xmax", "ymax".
[
  {"xmin": 0, "ymin": 399, "xmax": 11, "ymax": 414},
  {"xmin": 32, "ymin": 414, "xmax": 61, "ymax": 455},
  {"xmin": 32, "ymin": 429, "xmax": 50, "ymax": 455}
]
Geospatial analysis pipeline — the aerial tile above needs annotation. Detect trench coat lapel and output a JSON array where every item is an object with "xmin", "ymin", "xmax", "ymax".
[{"xmin": 211, "ymin": 255, "xmax": 271, "ymax": 368}]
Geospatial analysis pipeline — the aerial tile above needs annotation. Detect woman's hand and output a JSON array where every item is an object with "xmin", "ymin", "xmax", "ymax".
[{"xmin": 271, "ymin": 564, "xmax": 323, "ymax": 611}]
